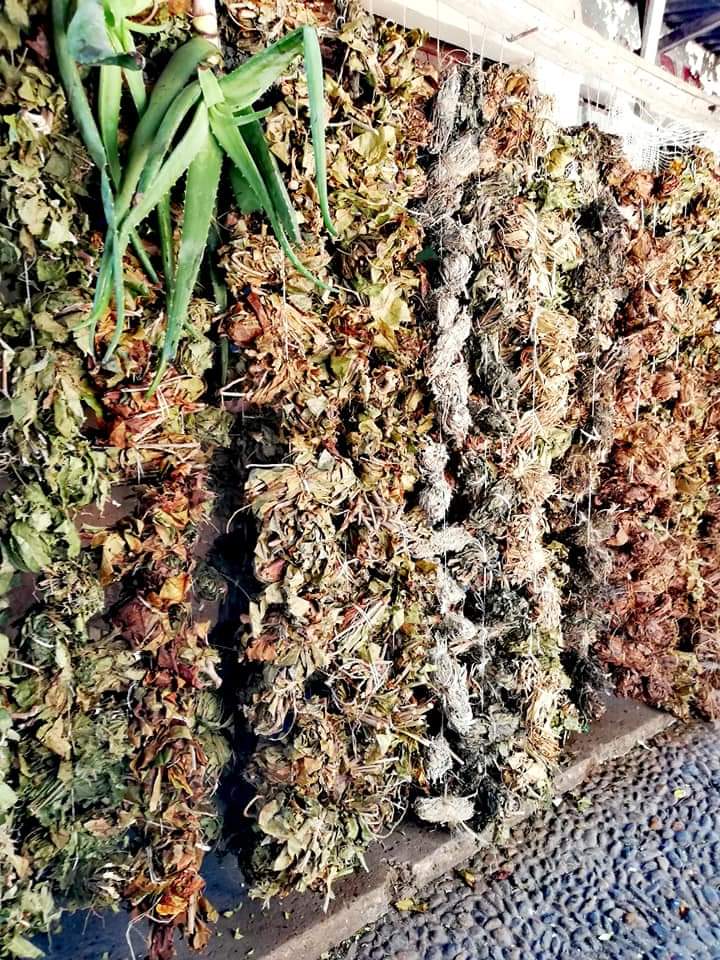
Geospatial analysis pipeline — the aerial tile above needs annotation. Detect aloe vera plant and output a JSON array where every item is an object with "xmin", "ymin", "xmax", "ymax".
[{"xmin": 52, "ymin": 0, "xmax": 336, "ymax": 392}]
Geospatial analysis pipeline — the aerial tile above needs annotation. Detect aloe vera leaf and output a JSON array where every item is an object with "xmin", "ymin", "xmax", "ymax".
[
  {"xmin": 158, "ymin": 195, "xmax": 174, "ymax": 297},
  {"xmin": 167, "ymin": 133, "xmax": 223, "ymax": 350},
  {"xmin": 207, "ymin": 221, "xmax": 228, "ymax": 313},
  {"xmin": 230, "ymin": 106, "xmax": 272, "ymax": 124},
  {"xmin": 116, "ymin": 21, "xmax": 173, "ymax": 294},
  {"xmin": 201, "ymin": 66, "xmax": 299, "ymax": 244},
  {"xmin": 117, "ymin": 28, "xmax": 158, "ymax": 280},
  {"xmin": 219, "ymin": 27, "xmax": 305, "ymax": 105},
  {"xmin": 240, "ymin": 114, "xmax": 300, "ymax": 244},
  {"xmin": 53, "ymin": 0, "xmax": 140, "ymax": 337},
  {"xmin": 144, "ymin": 86, "xmax": 177, "ymax": 294},
  {"xmin": 146, "ymin": 133, "xmax": 223, "ymax": 395},
  {"xmin": 229, "ymin": 165, "xmax": 262, "ymax": 214},
  {"xmin": 104, "ymin": 102, "xmax": 211, "ymax": 359},
  {"xmin": 128, "ymin": 231, "xmax": 158, "ymax": 282},
  {"xmin": 99, "ymin": 64, "xmax": 122, "ymax": 184},
  {"xmin": 124, "ymin": 60, "xmax": 148, "ymax": 111},
  {"xmin": 204, "ymin": 223, "xmax": 229, "ymax": 390},
  {"xmin": 137, "ymin": 82, "xmax": 201, "ymax": 195},
  {"xmin": 102, "ymin": 221, "xmax": 127, "ymax": 360},
  {"xmin": 117, "ymin": 38, "xmax": 213, "ymax": 216},
  {"xmin": 219, "ymin": 27, "xmax": 335, "ymax": 237},
  {"xmin": 211, "ymin": 108, "xmax": 327, "ymax": 290},
  {"xmin": 99, "ymin": 59, "xmax": 155, "ymax": 282},
  {"xmin": 302, "ymin": 26, "xmax": 336, "ymax": 238},
  {"xmin": 97, "ymin": 51, "xmax": 157, "ymax": 283},
  {"xmin": 124, "ymin": 20, "xmax": 168, "ymax": 34},
  {"xmin": 67, "ymin": 0, "xmax": 143, "ymax": 69},
  {"xmin": 273, "ymin": 220, "xmax": 326, "ymax": 288},
  {"xmin": 70, "ymin": 236, "xmax": 111, "ymax": 335},
  {"xmin": 86, "ymin": 173, "xmax": 121, "ymax": 351},
  {"xmin": 118, "ymin": 20, "xmax": 147, "ymax": 113},
  {"xmin": 122, "ymin": 101, "xmax": 210, "ymax": 238},
  {"xmin": 53, "ymin": 0, "xmax": 153, "ymax": 349},
  {"xmin": 197, "ymin": 66, "xmax": 224, "ymax": 107},
  {"xmin": 52, "ymin": 0, "xmax": 108, "ymax": 177},
  {"xmin": 78, "ymin": 164, "xmax": 119, "ymax": 350}
]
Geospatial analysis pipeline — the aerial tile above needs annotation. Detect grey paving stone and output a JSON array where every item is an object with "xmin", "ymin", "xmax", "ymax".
[{"xmin": 341, "ymin": 723, "xmax": 720, "ymax": 960}]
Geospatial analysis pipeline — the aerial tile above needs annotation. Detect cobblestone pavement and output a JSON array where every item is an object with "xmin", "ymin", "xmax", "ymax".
[{"xmin": 338, "ymin": 722, "xmax": 720, "ymax": 960}]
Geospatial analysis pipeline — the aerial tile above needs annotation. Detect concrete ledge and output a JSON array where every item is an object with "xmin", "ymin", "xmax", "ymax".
[{"xmin": 193, "ymin": 695, "xmax": 676, "ymax": 960}]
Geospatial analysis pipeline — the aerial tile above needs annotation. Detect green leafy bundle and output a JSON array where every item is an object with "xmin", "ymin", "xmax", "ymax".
[
  {"xmin": 0, "ymin": 11, "xmax": 112, "ymax": 954},
  {"xmin": 53, "ymin": 0, "xmax": 336, "ymax": 390}
]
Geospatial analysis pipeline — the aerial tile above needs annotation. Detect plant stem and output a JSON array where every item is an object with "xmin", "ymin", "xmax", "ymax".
[{"xmin": 192, "ymin": 0, "xmax": 220, "ymax": 55}]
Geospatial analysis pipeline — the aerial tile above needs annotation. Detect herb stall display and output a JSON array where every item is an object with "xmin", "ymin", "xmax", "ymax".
[{"xmin": 2, "ymin": 0, "xmax": 720, "ymax": 953}]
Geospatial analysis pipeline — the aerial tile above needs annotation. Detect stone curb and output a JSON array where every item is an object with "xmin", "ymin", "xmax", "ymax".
[{"xmin": 198, "ymin": 695, "xmax": 676, "ymax": 960}]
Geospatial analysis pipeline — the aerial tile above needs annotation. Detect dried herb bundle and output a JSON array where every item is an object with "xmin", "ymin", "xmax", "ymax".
[
  {"xmin": 1, "ymin": 4, "xmax": 233, "ymax": 957},
  {"xmin": 91, "ymin": 337, "xmax": 233, "ymax": 957},
  {"xmin": 1, "ymin": 11, "xmax": 111, "ymax": 953},
  {"xmin": 595, "ymin": 151, "xmax": 720, "ymax": 719},
  {"xmin": 220, "ymin": 1, "xmax": 440, "ymax": 904},
  {"xmin": 416, "ymin": 63, "xmax": 590, "ymax": 825}
]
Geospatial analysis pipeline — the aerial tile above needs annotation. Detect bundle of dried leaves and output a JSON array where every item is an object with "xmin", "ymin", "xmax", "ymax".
[
  {"xmin": 219, "ymin": 0, "xmax": 442, "ymax": 905},
  {"xmin": 1, "ymin": 8, "xmax": 112, "ymax": 952},
  {"xmin": 421, "ymin": 63, "xmax": 720, "ymax": 731},
  {"xmin": 1, "ymin": 4, "xmax": 233, "ymax": 957},
  {"xmin": 595, "ymin": 150, "xmax": 720, "ymax": 719},
  {"xmin": 90, "ymin": 329, "xmax": 233, "ymax": 958},
  {"xmin": 416, "ymin": 62, "xmax": 593, "ymax": 826}
]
